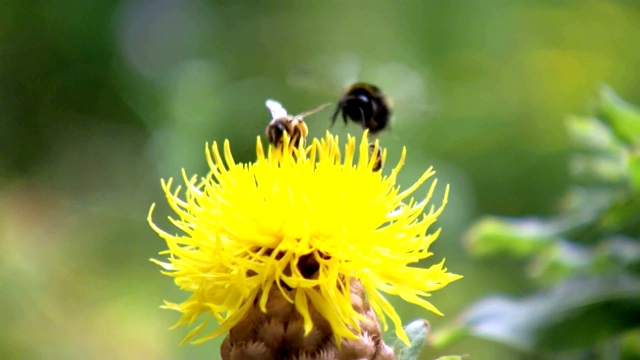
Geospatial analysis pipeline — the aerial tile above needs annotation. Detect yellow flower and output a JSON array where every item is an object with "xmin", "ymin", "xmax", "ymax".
[{"xmin": 149, "ymin": 131, "xmax": 461, "ymax": 346}]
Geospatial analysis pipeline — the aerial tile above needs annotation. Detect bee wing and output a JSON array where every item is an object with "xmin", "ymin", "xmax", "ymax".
[
  {"xmin": 364, "ymin": 63, "xmax": 431, "ymax": 114},
  {"xmin": 294, "ymin": 102, "xmax": 332, "ymax": 120},
  {"xmin": 266, "ymin": 99, "xmax": 288, "ymax": 119},
  {"xmin": 287, "ymin": 53, "xmax": 363, "ymax": 97}
]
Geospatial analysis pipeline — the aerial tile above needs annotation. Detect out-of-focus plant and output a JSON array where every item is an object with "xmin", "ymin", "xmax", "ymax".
[{"xmin": 434, "ymin": 88, "xmax": 640, "ymax": 359}]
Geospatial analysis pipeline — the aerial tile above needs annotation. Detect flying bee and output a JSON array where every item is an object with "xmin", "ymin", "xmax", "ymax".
[
  {"xmin": 265, "ymin": 99, "xmax": 331, "ymax": 148},
  {"xmin": 332, "ymin": 82, "xmax": 392, "ymax": 135},
  {"xmin": 289, "ymin": 55, "xmax": 430, "ymax": 136},
  {"xmin": 368, "ymin": 141, "xmax": 384, "ymax": 172}
]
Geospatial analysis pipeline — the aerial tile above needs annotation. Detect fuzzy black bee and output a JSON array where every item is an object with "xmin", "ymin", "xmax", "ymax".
[{"xmin": 331, "ymin": 83, "xmax": 392, "ymax": 135}]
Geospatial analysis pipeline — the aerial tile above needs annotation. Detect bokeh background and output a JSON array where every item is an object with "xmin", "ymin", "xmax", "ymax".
[{"xmin": 2, "ymin": 1, "xmax": 640, "ymax": 359}]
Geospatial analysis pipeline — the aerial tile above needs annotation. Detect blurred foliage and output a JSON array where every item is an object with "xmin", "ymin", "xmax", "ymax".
[
  {"xmin": 396, "ymin": 320, "xmax": 431, "ymax": 360},
  {"xmin": 2, "ymin": 0, "xmax": 640, "ymax": 359},
  {"xmin": 445, "ymin": 89, "xmax": 640, "ymax": 359},
  {"xmin": 395, "ymin": 320, "xmax": 463, "ymax": 360}
]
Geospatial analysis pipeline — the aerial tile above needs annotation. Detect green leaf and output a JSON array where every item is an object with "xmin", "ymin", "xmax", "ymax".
[
  {"xmin": 528, "ymin": 239, "xmax": 593, "ymax": 283},
  {"xmin": 458, "ymin": 275, "xmax": 640, "ymax": 352},
  {"xmin": 621, "ymin": 329, "xmax": 640, "ymax": 358},
  {"xmin": 594, "ymin": 236, "xmax": 640, "ymax": 275},
  {"xmin": 531, "ymin": 237, "xmax": 640, "ymax": 282},
  {"xmin": 598, "ymin": 87, "xmax": 640, "ymax": 147},
  {"xmin": 429, "ymin": 325, "xmax": 469, "ymax": 349},
  {"xmin": 395, "ymin": 319, "xmax": 429, "ymax": 360},
  {"xmin": 565, "ymin": 115, "xmax": 622, "ymax": 153},
  {"xmin": 464, "ymin": 217, "xmax": 558, "ymax": 257},
  {"xmin": 629, "ymin": 152, "xmax": 640, "ymax": 194},
  {"xmin": 434, "ymin": 356, "xmax": 464, "ymax": 360},
  {"xmin": 569, "ymin": 152, "xmax": 628, "ymax": 186}
]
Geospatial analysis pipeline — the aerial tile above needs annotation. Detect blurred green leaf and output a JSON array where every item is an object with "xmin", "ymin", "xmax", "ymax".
[
  {"xmin": 464, "ymin": 217, "xmax": 559, "ymax": 257},
  {"xmin": 434, "ymin": 356, "xmax": 464, "ymax": 360},
  {"xmin": 528, "ymin": 240, "xmax": 593, "ymax": 283},
  {"xmin": 629, "ymin": 152, "xmax": 640, "ymax": 194},
  {"xmin": 594, "ymin": 237, "xmax": 640, "ymax": 275},
  {"xmin": 395, "ymin": 319, "xmax": 429, "ymax": 360},
  {"xmin": 531, "ymin": 236, "xmax": 640, "ymax": 283},
  {"xmin": 569, "ymin": 153, "xmax": 628, "ymax": 186},
  {"xmin": 558, "ymin": 187, "xmax": 614, "ymax": 219},
  {"xmin": 596, "ymin": 199, "xmax": 640, "ymax": 238},
  {"xmin": 457, "ymin": 275, "xmax": 640, "ymax": 352},
  {"xmin": 598, "ymin": 87, "xmax": 640, "ymax": 147},
  {"xmin": 621, "ymin": 330, "xmax": 640, "ymax": 358},
  {"xmin": 429, "ymin": 325, "xmax": 469, "ymax": 349},
  {"xmin": 565, "ymin": 115, "xmax": 622, "ymax": 153}
]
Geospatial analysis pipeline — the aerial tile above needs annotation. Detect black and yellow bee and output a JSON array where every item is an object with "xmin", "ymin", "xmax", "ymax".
[
  {"xmin": 331, "ymin": 83, "xmax": 392, "ymax": 135},
  {"xmin": 331, "ymin": 83, "xmax": 391, "ymax": 172},
  {"xmin": 265, "ymin": 99, "xmax": 330, "ymax": 148}
]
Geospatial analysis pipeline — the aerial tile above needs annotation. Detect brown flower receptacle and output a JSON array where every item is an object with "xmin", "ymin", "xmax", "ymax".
[{"xmin": 221, "ymin": 279, "xmax": 395, "ymax": 360}]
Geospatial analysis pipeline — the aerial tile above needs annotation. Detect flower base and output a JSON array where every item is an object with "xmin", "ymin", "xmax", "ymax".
[{"xmin": 221, "ymin": 279, "xmax": 395, "ymax": 360}]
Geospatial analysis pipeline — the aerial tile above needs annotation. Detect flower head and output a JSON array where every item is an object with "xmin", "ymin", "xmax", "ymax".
[{"xmin": 149, "ymin": 131, "xmax": 461, "ymax": 346}]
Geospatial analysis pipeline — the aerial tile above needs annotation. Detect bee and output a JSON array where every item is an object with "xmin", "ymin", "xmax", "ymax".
[
  {"xmin": 368, "ymin": 142, "xmax": 383, "ymax": 172},
  {"xmin": 331, "ymin": 83, "xmax": 392, "ymax": 135},
  {"xmin": 265, "ymin": 99, "xmax": 330, "ymax": 148}
]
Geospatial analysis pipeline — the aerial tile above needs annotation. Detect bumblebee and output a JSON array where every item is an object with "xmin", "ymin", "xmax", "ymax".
[
  {"xmin": 265, "ymin": 99, "xmax": 330, "ymax": 148},
  {"xmin": 368, "ymin": 142, "xmax": 383, "ymax": 172},
  {"xmin": 331, "ymin": 83, "xmax": 392, "ymax": 135}
]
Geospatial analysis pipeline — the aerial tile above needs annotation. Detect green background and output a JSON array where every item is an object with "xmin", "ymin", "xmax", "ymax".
[{"xmin": 2, "ymin": 1, "xmax": 640, "ymax": 359}]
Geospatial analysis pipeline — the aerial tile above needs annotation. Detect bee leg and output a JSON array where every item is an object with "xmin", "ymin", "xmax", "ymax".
[{"xmin": 330, "ymin": 105, "xmax": 341, "ymax": 128}]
